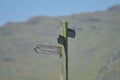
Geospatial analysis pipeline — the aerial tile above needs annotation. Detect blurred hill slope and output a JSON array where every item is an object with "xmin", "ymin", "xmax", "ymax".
[{"xmin": 0, "ymin": 5, "xmax": 120, "ymax": 80}]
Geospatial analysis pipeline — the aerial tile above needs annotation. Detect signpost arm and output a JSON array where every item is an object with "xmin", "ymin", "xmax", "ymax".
[{"xmin": 60, "ymin": 21, "xmax": 68, "ymax": 80}]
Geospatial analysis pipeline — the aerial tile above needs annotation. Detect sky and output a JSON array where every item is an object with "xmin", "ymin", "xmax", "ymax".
[{"xmin": 0, "ymin": 0, "xmax": 120, "ymax": 26}]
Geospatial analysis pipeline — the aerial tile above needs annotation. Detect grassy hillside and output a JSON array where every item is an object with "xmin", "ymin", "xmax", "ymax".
[{"xmin": 0, "ymin": 5, "xmax": 120, "ymax": 80}]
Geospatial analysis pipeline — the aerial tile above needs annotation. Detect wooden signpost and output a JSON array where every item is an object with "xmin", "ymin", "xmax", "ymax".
[
  {"xmin": 57, "ymin": 21, "xmax": 76, "ymax": 80},
  {"xmin": 34, "ymin": 21, "xmax": 76, "ymax": 80}
]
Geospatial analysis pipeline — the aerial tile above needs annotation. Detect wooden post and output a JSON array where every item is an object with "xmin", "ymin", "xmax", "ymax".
[{"xmin": 60, "ymin": 21, "xmax": 68, "ymax": 80}]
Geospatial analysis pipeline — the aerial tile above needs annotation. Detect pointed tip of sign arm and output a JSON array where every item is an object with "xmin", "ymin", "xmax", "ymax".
[{"xmin": 34, "ymin": 48, "xmax": 38, "ymax": 54}]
